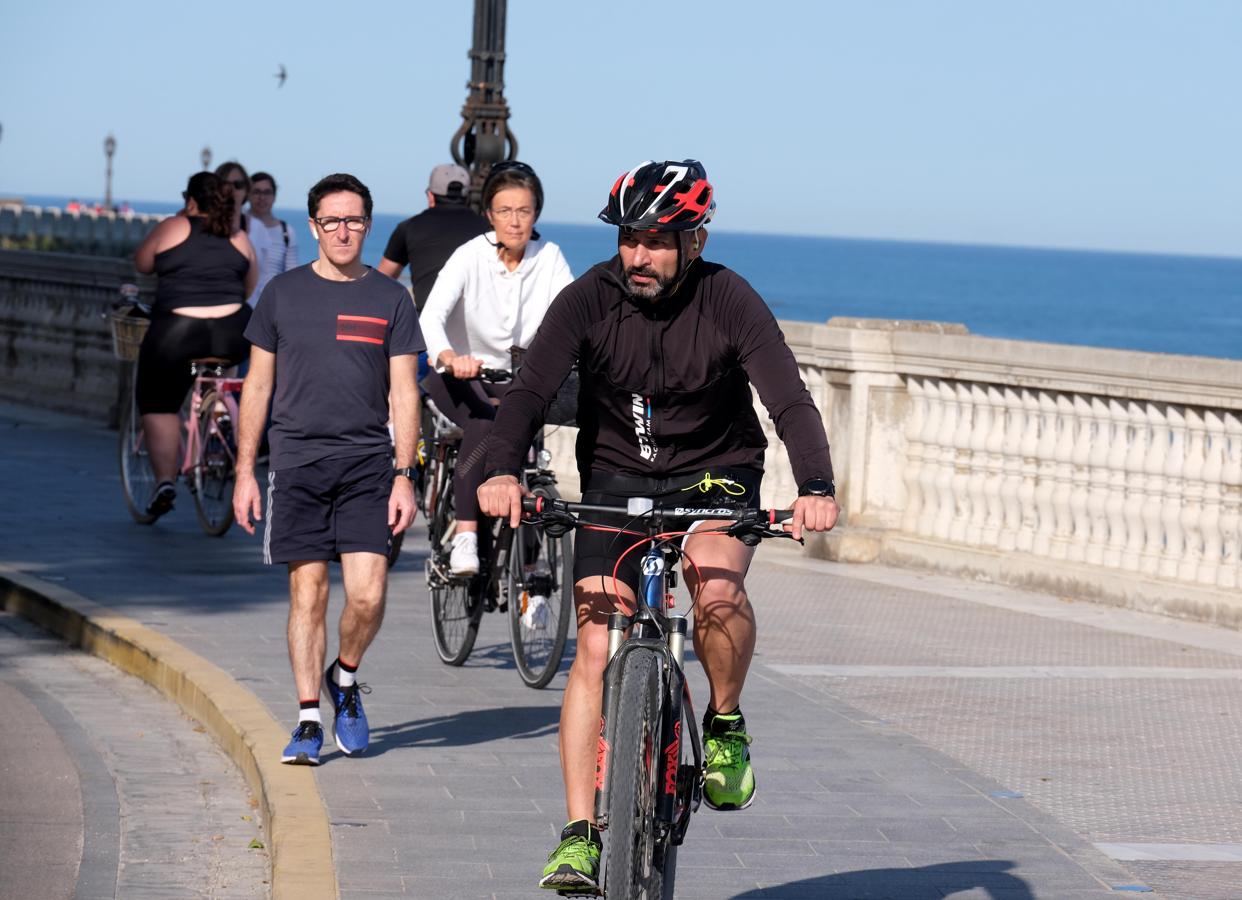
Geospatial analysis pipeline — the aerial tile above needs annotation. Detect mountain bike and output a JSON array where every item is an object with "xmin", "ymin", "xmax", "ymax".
[
  {"xmin": 420, "ymin": 369, "xmax": 573, "ymax": 688},
  {"xmin": 109, "ymin": 287, "xmax": 242, "ymax": 535},
  {"xmin": 521, "ymin": 495, "xmax": 794, "ymax": 899}
]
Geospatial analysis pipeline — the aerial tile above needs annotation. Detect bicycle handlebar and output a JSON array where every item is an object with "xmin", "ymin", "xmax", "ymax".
[
  {"xmin": 433, "ymin": 365, "xmax": 512, "ymax": 384},
  {"xmin": 520, "ymin": 496, "xmax": 797, "ymax": 545}
]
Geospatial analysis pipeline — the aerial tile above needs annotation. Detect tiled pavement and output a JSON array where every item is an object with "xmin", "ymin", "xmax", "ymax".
[{"xmin": 3, "ymin": 402, "xmax": 1240, "ymax": 899}]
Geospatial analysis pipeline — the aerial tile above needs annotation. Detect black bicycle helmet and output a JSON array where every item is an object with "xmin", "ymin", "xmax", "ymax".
[
  {"xmin": 599, "ymin": 159, "xmax": 715, "ymax": 231},
  {"xmin": 482, "ymin": 160, "xmax": 544, "ymax": 218}
]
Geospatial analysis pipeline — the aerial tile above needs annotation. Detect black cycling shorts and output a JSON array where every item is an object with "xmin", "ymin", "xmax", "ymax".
[
  {"xmin": 573, "ymin": 467, "xmax": 762, "ymax": 596},
  {"xmin": 264, "ymin": 452, "xmax": 393, "ymax": 564},
  {"xmin": 136, "ymin": 307, "xmax": 252, "ymax": 414}
]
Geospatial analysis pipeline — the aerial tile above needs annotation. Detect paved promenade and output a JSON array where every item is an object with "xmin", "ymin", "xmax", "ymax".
[{"xmin": 3, "ymin": 401, "xmax": 1241, "ymax": 899}]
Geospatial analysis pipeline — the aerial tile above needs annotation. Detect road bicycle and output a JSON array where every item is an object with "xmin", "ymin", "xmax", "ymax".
[
  {"xmin": 108, "ymin": 287, "xmax": 242, "ymax": 536},
  {"xmin": 419, "ymin": 369, "xmax": 573, "ymax": 688},
  {"xmin": 521, "ymin": 495, "xmax": 794, "ymax": 899}
]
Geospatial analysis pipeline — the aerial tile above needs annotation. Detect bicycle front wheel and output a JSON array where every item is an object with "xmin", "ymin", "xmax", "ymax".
[
  {"xmin": 507, "ymin": 486, "xmax": 573, "ymax": 688},
  {"xmin": 191, "ymin": 392, "xmax": 236, "ymax": 537},
  {"xmin": 604, "ymin": 648, "xmax": 672, "ymax": 900},
  {"xmin": 426, "ymin": 461, "xmax": 482, "ymax": 665},
  {"xmin": 118, "ymin": 383, "xmax": 157, "ymax": 525}
]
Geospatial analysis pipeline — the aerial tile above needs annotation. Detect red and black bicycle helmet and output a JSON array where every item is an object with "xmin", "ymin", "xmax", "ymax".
[{"xmin": 598, "ymin": 159, "xmax": 715, "ymax": 232}]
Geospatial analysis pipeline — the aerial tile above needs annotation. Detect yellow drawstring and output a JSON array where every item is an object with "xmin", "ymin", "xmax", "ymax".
[{"xmin": 680, "ymin": 472, "xmax": 745, "ymax": 497}]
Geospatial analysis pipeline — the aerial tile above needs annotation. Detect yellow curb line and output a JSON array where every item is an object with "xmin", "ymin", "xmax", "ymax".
[{"xmin": 0, "ymin": 565, "xmax": 339, "ymax": 900}]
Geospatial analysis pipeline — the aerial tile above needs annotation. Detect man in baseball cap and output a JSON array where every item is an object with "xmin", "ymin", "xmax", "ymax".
[{"xmin": 378, "ymin": 163, "xmax": 488, "ymax": 311}]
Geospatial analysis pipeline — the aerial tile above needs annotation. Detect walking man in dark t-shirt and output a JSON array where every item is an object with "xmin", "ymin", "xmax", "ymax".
[
  {"xmin": 233, "ymin": 173, "xmax": 424, "ymax": 766},
  {"xmin": 376, "ymin": 163, "xmax": 489, "ymax": 311}
]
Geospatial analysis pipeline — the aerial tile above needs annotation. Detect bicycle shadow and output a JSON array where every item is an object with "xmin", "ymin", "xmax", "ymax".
[
  {"xmin": 730, "ymin": 859, "xmax": 1035, "ymax": 899},
  {"xmin": 360, "ymin": 704, "xmax": 561, "ymax": 756}
]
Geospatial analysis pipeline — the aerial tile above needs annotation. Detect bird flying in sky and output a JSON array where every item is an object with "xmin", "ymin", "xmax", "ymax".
[{"xmin": 274, "ymin": 64, "xmax": 287, "ymax": 88}]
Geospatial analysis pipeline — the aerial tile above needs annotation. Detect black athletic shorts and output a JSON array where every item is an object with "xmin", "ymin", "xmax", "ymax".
[
  {"xmin": 136, "ymin": 307, "xmax": 252, "ymax": 414},
  {"xmin": 264, "ymin": 452, "xmax": 393, "ymax": 564},
  {"xmin": 573, "ymin": 467, "xmax": 762, "ymax": 596}
]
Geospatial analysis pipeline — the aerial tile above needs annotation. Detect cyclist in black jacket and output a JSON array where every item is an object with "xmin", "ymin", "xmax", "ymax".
[{"xmin": 478, "ymin": 159, "xmax": 839, "ymax": 892}]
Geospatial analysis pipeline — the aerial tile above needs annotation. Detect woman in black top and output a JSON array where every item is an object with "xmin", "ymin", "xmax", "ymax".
[{"xmin": 133, "ymin": 171, "xmax": 257, "ymax": 519}]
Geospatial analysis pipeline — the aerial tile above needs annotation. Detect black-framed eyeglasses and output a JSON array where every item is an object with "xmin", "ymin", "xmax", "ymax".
[
  {"xmin": 228, "ymin": 179, "xmax": 248, "ymax": 191},
  {"xmin": 314, "ymin": 216, "xmax": 370, "ymax": 233},
  {"xmin": 249, "ymin": 187, "xmax": 275, "ymax": 196}
]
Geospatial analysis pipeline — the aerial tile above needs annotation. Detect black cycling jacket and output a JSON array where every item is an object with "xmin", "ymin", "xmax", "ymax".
[{"xmin": 484, "ymin": 256, "xmax": 833, "ymax": 489}]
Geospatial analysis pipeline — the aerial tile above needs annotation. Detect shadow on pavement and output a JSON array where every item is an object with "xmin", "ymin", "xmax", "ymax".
[
  {"xmin": 731, "ymin": 860, "xmax": 1034, "ymax": 899},
  {"xmin": 363, "ymin": 704, "xmax": 560, "ymax": 755}
]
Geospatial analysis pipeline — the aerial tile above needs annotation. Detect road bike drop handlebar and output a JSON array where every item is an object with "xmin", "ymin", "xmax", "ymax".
[{"xmin": 520, "ymin": 495, "xmax": 798, "ymax": 546}]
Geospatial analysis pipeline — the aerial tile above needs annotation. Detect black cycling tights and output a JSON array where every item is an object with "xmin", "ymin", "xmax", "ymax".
[
  {"xmin": 136, "ymin": 306, "xmax": 252, "ymax": 415},
  {"xmin": 421, "ymin": 369, "xmax": 508, "ymax": 522}
]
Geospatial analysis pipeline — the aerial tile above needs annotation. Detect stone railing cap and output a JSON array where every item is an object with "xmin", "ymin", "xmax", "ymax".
[{"xmin": 826, "ymin": 317, "xmax": 970, "ymax": 335}]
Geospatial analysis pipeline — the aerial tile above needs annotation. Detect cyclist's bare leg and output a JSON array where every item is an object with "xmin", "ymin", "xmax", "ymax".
[
  {"xmin": 562, "ymin": 576, "xmax": 636, "ymax": 822},
  {"xmin": 337, "ymin": 551, "xmax": 388, "ymax": 665},
  {"xmin": 682, "ymin": 528, "xmax": 757, "ymax": 713},
  {"xmin": 141, "ymin": 413, "xmax": 182, "ymax": 483},
  {"xmin": 287, "ymin": 560, "xmax": 330, "ymax": 700}
]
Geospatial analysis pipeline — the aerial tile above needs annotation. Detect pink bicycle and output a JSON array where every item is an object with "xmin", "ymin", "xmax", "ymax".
[{"xmin": 109, "ymin": 286, "xmax": 243, "ymax": 536}]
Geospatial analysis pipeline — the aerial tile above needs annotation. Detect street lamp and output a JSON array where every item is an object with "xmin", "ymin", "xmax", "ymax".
[
  {"xmin": 201, "ymin": 146, "xmax": 212, "ymax": 171},
  {"xmin": 104, "ymin": 133, "xmax": 116, "ymax": 210}
]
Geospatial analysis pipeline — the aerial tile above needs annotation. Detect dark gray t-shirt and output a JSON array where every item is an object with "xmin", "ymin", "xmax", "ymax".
[{"xmin": 245, "ymin": 264, "xmax": 424, "ymax": 469}]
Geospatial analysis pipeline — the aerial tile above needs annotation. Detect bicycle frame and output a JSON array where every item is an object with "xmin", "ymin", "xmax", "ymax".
[{"xmin": 179, "ymin": 364, "xmax": 242, "ymax": 488}]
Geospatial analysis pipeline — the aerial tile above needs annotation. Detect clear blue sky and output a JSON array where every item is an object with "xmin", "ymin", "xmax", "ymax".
[{"xmin": 2, "ymin": 0, "xmax": 1239, "ymax": 256}]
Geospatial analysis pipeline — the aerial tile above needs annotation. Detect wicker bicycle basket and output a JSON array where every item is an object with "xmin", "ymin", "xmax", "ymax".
[{"xmin": 106, "ymin": 307, "xmax": 151, "ymax": 362}]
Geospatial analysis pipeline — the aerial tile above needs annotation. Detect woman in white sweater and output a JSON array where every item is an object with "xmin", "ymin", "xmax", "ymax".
[{"xmin": 420, "ymin": 161, "xmax": 573, "ymax": 575}]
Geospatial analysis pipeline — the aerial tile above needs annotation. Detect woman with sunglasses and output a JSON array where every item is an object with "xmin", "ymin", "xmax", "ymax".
[
  {"xmin": 131, "ymin": 171, "xmax": 257, "ymax": 519},
  {"xmin": 419, "ymin": 160, "xmax": 573, "ymax": 575},
  {"xmin": 215, "ymin": 160, "xmax": 251, "ymax": 234}
]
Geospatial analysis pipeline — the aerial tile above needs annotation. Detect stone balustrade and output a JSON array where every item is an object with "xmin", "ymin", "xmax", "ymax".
[
  {"xmin": 3, "ymin": 245, "xmax": 1240, "ymax": 628},
  {"xmin": 0, "ymin": 203, "xmax": 165, "ymax": 256}
]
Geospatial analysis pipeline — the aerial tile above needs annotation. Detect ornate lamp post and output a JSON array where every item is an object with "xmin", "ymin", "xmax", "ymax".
[
  {"xmin": 451, "ymin": 0, "xmax": 517, "ymax": 207},
  {"xmin": 103, "ymin": 134, "xmax": 116, "ymax": 209},
  {"xmin": 201, "ymin": 146, "xmax": 212, "ymax": 172}
]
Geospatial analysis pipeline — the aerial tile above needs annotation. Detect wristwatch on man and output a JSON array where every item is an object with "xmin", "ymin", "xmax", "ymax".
[
  {"xmin": 393, "ymin": 467, "xmax": 417, "ymax": 479},
  {"xmin": 798, "ymin": 477, "xmax": 835, "ymax": 498}
]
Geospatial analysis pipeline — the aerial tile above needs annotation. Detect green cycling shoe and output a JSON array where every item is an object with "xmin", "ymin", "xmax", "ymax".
[
  {"xmin": 539, "ymin": 820, "xmax": 601, "ymax": 893},
  {"xmin": 703, "ymin": 710, "xmax": 756, "ymax": 810}
]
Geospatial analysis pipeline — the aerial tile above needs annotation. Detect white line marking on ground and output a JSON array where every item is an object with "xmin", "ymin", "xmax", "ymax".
[
  {"xmin": 768, "ymin": 664, "xmax": 1242, "ymax": 679},
  {"xmin": 1095, "ymin": 843, "xmax": 1242, "ymax": 862}
]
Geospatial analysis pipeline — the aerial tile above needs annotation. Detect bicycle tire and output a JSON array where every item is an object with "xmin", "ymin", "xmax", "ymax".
[
  {"xmin": 604, "ymin": 648, "xmax": 671, "ymax": 900},
  {"xmin": 507, "ymin": 485, "xmax": 573, "ymax": 688},
  {"xmin": 427, "ymin": 453, "xmax": 482, "ymax": 665},
  {"xmin": 190, "ymin": 392, "xmax": 236, "ymax": 537},
  {"xmin": 118, "ymin": 382, "xmax": 158, "ymax": 525}
]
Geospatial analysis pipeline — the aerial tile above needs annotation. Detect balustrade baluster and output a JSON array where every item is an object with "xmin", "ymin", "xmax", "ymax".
[
  {"xmin": 1178, "ymin": 408, "xmax": 1206, "ymax": 582},
  {"xmin": 1217, "ymin": 411, "xmax": 1242, "ymax": 590},
  {"xmin": 1049, "ymin": 393, "xmax": 1076, "ymax": 560},
  {"xmin": 998, "ymin": 387, "xmax": 1024, "ymax": 552},
  {"xmin": 901, "ymin": 377, "xmax": 927, "ymax": 534},
  {"xmin": 1016, "ymin": 389, "xmax": 1040, "ymax": 553},
  {"xmin": 1197, "ymin": 411, "xmax": 1224, "ymax": 586},
  {"xmin": 1159, "ymin": 406, "xmax": 1188, "ymax": 579},
  {"xmin": 916, "ymin": 378, "xmax": 946, "ymax": 537},
  {"xmin": 933, "ymin": 381, "xmax": 959, "ymax": 541},
  {"xmin": 1102, "ymin": 399, "xmax": 1130, "ymax": 568},
  {"xmin": 981, "ymin": 385, "xmax": 1007, "ymax": 548},
  {"xmin": 949, "ymin": 383, "xmax": 975, "ymax": 544},
  {"xmin": 963, "ymin": 384, "xmax": 990, "ymax": 546},
  {"xmin": 1032, "ymin": 392, "xmax": 1058, "ymax": 557},
  {"xmin": 1120, "ymin": 401, "xmax": 1149, "ymax": 572},
  {"xmin": 1067, "ymin": 395, "xmax": 1092, "ymax": 563},
  {"xmin": 1139, "ymin": 403, "xmax": 1169, "ymax": 576}
]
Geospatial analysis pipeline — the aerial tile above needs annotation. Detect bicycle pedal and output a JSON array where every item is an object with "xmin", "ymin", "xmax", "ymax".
[{"xmin": 556, "ymin": 890, "xmax": 601, "ymax": 898}]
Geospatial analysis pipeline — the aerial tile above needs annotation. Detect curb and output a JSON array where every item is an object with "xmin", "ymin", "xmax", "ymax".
[{"xmin": 0, "ymin": 564, "xmax": 338, "ymax": 900}]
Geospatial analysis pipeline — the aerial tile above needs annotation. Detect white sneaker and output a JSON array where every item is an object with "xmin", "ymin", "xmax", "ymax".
[
  {"xmin": 449, "ymin": 531, "xmax": 480, "ymax": 575},
  {"xmin": 521, "ymin": 594, "xmax": 550, "ymax": 631}
]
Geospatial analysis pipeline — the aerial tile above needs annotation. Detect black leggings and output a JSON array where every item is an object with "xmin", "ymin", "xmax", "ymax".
[
  {"xmin": 136, "ymin": 307, "xmax": 252, "ymax": 414},
  {"xmin": 421, "ymin": 369, "xmax": 509, "ymax": 521}
]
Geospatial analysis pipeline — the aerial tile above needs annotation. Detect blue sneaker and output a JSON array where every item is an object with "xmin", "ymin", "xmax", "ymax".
[
  {"xmin": 281, "ymin": 721, "xmax": 323, "ymax": 765},
  {"xmin": 323, "ymin": 664, "xmax": 370, "ymax": 756}
]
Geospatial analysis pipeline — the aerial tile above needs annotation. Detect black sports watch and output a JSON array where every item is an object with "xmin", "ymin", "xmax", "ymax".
[
  {"xmin": 798, "ymin": 477, "xmax": 835, "ymax": 498},
  {"xmin": 393, "ymin": 467, "xmax": 417, "ymax": 479}
]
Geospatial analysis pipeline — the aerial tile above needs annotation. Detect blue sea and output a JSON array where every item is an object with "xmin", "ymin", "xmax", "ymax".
[{"xmin": 23, "ymin": 194, "xmax": 1242, "ymax": 360}]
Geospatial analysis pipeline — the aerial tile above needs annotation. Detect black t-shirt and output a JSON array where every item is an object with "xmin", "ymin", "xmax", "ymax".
[
  {"xmin": 381, "ymin": 203, "xmax": 489, "ymax": 310},
  {"xmin": 245, "ymin": 264, "xmax": 425, "ymax": 469}
]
